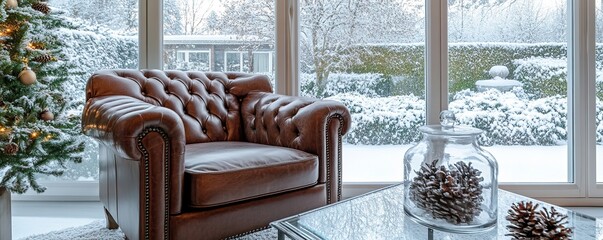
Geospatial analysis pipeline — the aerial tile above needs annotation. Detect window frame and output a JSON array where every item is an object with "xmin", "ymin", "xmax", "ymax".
[{"xmin": 23, "ymin": 0, "xmax": 603, "ymax": 203}]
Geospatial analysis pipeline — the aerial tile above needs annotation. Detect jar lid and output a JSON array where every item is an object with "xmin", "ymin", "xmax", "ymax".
[{"xmin": 419, "ymin": 111, "xmax": 483, "ymax": 136}]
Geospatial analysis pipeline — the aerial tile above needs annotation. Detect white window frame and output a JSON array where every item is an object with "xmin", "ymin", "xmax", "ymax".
[{"xmin": 24, "ymin": 0, "xmax": 603, "ymax": 204}]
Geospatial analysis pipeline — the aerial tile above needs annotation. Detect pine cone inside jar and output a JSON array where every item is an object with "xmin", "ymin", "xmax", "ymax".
[
  {"xmin": 539, "ymin": 207, "xmax": 572, "ymax": 239},
  {"xmin": 32, "ymin": 2, "xmax": 50, "ymax": 14},
  {"xmin": 506, "ymin": 201, "xmax": 544, "ymax": 239},
  {"xmin": 409, "ymin": 159, "xmax": 485, "ymax": 224}
]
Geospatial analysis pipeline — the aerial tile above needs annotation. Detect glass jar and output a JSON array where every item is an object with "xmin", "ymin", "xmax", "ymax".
[{"xmin": 403, "ymin": 111, "xmax": 498, "ymax": 233}]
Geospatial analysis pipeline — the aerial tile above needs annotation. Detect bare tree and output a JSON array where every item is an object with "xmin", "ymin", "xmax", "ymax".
[
  {"xmin": 178, "ymin": 0, "xmax": 215, "ymax": 35},
  {"xmin": 219, "ymin": 0, "xmax": 275, "ymax": 40},
  {"xmin": 299, "ymin": 0, "xmax": 419, "ymax": 96}
]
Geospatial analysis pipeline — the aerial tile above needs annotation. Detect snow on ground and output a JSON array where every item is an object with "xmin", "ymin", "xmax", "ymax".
[{"xmin": 343, "ymin": 144, "xmax": 603, "ymax": 183}]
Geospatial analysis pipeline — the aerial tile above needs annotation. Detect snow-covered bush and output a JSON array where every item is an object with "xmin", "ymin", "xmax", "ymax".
[
  {"xmin": 330, "ymin": 88, "xmax": 571, "ymax": 146},
  {"xmin": 449, "ymin": 89, "xmax": 566, "ymax": 146},
  {"xmin": 513, "ymin": 57, "xmax": 566, "ymax": 98},
  {"xmin": 327, "ymin": 93, "xmax": 425, "ymax": 144},
  {"xmin": 300, "ymin": 73, "xmax": 394, "ymax": 98}
]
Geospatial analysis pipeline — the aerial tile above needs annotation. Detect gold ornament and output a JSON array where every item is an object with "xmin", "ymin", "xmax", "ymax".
[
  {"xmin": 3, "ymin": 142, "xmax": 18, "ymax": 155},
  {"xmin": 39, "ymin": 109, "xmax": 54, "ymax": 121},
  {"xmin": 18, "ymin": 67, "xmax": 37, "ymax": 85},
  {"xmin": 5, "ymin": 0, "xmax": 18, "ymax": 9}
]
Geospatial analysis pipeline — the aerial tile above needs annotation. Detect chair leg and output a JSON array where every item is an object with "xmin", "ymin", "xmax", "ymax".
[{"xmin": 104, "ymin": 207, "xmax": 119, "ymax": 229}]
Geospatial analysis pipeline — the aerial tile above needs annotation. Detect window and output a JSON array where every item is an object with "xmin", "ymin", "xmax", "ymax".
[
  {"xmin": 298, "ymin": 0, "xmax": 426, "ymax": 182},
  {"xmin": 225, "ymin": 51, "xmax": 250, "ymax": 72},
  {"xmin": 34, "ymin": 0, "xmax": 603, "ymax": 200},
  {"xmin": 175, "ymin": 50, "xmax": 211, "ymax": 71},
  {"xmin": 596, "ymin": 0, "xmax": 603, "ymax": 183},
  {"xmin": 253, "ymin": 52, "xmax": 273, "ymax": 73},
  {"xmin": 40, "ymin": 0, "xmax": 139, "ymax": 184},
  {"xmin": 162, "ymin": 0, "xmax": 276, "ymax": 80},
  {"xmin": 448, "ymin": 0, "xmax": 569, "ymax": 183}
]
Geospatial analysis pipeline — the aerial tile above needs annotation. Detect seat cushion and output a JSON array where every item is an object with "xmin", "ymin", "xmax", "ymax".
[{"xmin": 184, "ymin": 141, "xmax": 319, "ymax": 208}]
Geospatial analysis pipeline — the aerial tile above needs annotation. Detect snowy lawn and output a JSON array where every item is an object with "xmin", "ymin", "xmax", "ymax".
[{"xmin": 342, "ymin": 144, "xmax": 603, "ymax": 183}]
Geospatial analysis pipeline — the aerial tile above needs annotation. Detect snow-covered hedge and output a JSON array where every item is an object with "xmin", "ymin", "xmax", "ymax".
[
  {"xmin": 342, "ymin": 43, "xmax": 568, "ymax": 96},
  {"xmin": 512, "ymin": 57, "xmax": 566, "ymax": 98},
  {"xmin": 327, "ymin": 93, "xmax": 425, "ymax": 145},
  {"xmin": 330, "ymin": 89, "xmax": 575, "ymax": 146},
  {"xmin": 300, "ymin": 73, "xmax": 394, "ymax": 98}
]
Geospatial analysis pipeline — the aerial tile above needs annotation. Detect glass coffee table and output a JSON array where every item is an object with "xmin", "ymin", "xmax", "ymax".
[{"xmin": 270, "ymin": 184, "xmax": 602, "ymax": 239}]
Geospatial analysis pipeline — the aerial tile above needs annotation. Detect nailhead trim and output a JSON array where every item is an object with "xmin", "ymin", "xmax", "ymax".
[
  {"xmin": 137, "ymin": 127, "xmax": 171, "ymax": 240},
  {"xmin": 224, "ymin": 225, "xmax": 270, "ymax": 239},
  {"xmin": 325, "ymin": 114, "xmax": 345, "ymax": 203}
]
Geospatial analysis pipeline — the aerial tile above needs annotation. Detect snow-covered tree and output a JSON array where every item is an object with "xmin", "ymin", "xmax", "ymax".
[
  {"xmin": 449, "ymin": 0, "xmax": 565, "ymax": 43},
  {"xmin": 0, "ymin": 0, "xmax": 85, "ymax": 193},
  {"xmin": 48, "ymin": 0, "xmax": 139, "ymax": 34},
  {"xmin": 164, "ymin": 0, "xmax": 184, "ymax": 35},
  {"xmin": 299, "ymin": 0, "xmax": 420, "ymax": 96},
  {"xmin": 178, "ymin": 0, "xmax": 215, "ymax": 35},
  {"xmin": 219, "ymin": 0, "xmax": 274, "ymax": 40}
]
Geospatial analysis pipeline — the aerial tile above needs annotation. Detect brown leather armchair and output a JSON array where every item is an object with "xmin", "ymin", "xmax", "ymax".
[{"xmin": 81, "ymin": 70, "xmax": 351, "ymax": 240}]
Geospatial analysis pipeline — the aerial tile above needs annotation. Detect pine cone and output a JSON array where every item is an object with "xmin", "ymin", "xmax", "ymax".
[
  {"xmin": 31, "ymin": 54, "xmax": 56, "ymax": 63},
  {"xmin": 31, "ymin": 54, "xmax": 57, "ymax": 63},
  {"xmin": 506, "ymin": 202, "xmax": 573, "ymax": 240},
  {"xmin": 409, "ymin": 160, "xmax": 485, "ymax": 224},
  {"xmin": 32, "ymin": 2, "xmax": 50, "ymax": 14},
  {"xmin": 506, "ymin": 201, "xmax": 544, "ymax": 239},
  {"xmin": 3, "ymin": 142, "xmax": 18, "ymax": 155},
  {"xmin": 539, "ymin": 207, "xmax": 572, "ymax": 239}
]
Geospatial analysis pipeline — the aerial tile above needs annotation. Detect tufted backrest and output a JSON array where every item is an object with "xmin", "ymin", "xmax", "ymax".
[{"xmin": 86, "ymin": 69, "xmax": 273, "ymax": 144}]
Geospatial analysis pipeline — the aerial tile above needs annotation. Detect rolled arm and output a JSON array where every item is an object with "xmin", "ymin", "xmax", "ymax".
[
  {"xmin": 82, "ymin": 95, "xmax": 185, "ymax": 218},
  {"xmin": 82, "ymin": 95, "xmax": 185, "ymax": 161},
  {"xmin": 241, "ymin": 92, "xmax": 351, "ymax": 203}
]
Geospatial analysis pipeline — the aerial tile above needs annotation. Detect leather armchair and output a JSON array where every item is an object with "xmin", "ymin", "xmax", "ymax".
[{"xmin": 81, "ymin": 69, "xmax": 351, "ymax": 240}]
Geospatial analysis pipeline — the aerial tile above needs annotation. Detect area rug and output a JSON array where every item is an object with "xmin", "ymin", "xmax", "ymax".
[{"xmin": 21, "ymin": 220, "xmax": 278, "ymax": 240}]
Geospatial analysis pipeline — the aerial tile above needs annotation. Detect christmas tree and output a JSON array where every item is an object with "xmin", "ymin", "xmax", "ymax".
[{"xmin": 0, "ymin": 0, "xmax": 85, "ymax": 194}]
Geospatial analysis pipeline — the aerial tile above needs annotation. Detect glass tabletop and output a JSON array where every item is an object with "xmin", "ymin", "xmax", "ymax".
[{"xmin": 270, "ymin": 184, "xmax": 602, "ymax": 240}]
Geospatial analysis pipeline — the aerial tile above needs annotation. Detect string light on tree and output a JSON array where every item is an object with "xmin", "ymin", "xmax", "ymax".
[{"xmin": 30, "ymin": 131, "xmax": 39, "ymax": 139}]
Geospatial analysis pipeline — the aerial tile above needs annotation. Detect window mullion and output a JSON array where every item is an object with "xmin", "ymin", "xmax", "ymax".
[
  {"xmin": 425, "ymin": 0, "xmax": 448, "ymax": 124},
  {"xmin": 276, "ymin": 0, "xmax": 299, "ymax": 96},
  {"xmin": 140, "ymin": 0, "xmax": 163, "ymax": 69}
]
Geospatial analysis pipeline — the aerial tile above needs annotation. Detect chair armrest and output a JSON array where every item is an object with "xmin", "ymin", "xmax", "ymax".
[
  {"xmin": 241, "ymin": 92, "xmax": 351, "ymax": 203},
  {"xmin": 82, "ymin": 95, "xmax": 185, "ymax": 161},
  {"xmin": 82, "ymin": 95, "xmax": 185, "ymax": 216}
]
